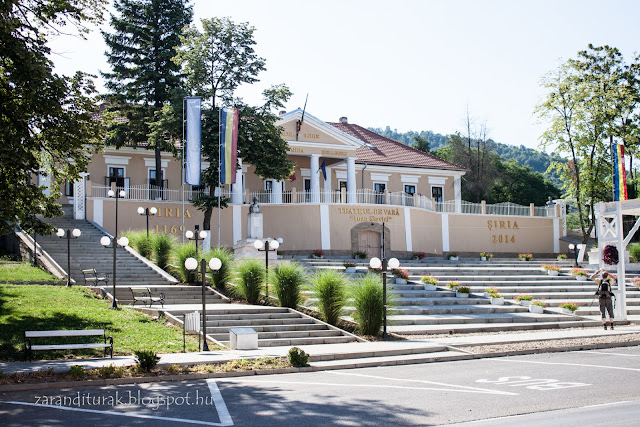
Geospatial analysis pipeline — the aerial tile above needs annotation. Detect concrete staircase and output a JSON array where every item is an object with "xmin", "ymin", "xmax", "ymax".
[
  {"xmin": 35, "ymin": 206, "xmax": 173, "ymax": 289},
  {"xmin": 301, "ymin": 258, "xmax": 640, "ymax": 335},
  {"xmin": 160, "ymin": 305, "xmax": 360, "ymax": 348}
]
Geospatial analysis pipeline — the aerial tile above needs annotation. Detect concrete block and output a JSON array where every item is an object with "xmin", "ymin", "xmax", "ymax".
[{"xmin": 229, "ymin": 328, "xmax": 258, "ymax": 350}]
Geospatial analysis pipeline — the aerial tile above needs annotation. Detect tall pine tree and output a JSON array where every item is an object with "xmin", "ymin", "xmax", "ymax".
[{"xmin": 102, "ymin": 0, "xmax": 192, "ymax": 193}]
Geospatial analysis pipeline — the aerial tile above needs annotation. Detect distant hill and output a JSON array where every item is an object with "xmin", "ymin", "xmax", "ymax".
[{"xmin": 369, "ymin": 126, "xmax": 563, "ymax": 184}]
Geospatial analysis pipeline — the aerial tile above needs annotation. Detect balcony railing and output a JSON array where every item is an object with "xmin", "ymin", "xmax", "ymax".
[{"xmin": 90, "ymin": 184, "xmax": 553, "ymax": 217}]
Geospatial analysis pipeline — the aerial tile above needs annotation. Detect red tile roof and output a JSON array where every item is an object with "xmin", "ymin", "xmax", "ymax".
[{"xmin": 329, "ymin": 122, "xmax": 466, "ymax": 171}]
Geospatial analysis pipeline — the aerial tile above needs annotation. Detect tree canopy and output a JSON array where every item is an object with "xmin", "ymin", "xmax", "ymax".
[{"xmin": 0, "ymin": 0, "xmax": 106, "ymax": 234}]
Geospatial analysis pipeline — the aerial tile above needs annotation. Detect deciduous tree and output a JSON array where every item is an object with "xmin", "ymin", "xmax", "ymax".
[{"xmin": 0, "ymin": 0, "xmax": 106, "ymax": 234}]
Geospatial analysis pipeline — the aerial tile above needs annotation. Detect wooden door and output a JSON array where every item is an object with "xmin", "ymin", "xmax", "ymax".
[{"xmin": 358, "ymin": 230, "xmax": 381, "ymax": 259}]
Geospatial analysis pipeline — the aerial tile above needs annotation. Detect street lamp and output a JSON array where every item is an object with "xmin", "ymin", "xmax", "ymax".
[
  {"xmin": 56, "ymin": 228, "xmax": 81, "ymax": 286},
  {"xmin": 369, "ymin": 255, "xmax": 399, "ymax": 339},
  {"xmin": 101, "ymin": 235, "xmax": 129, "ymax": 309},
  {"xmin": 186, "ymin": 225, "xmax": 208, "ymax": 256},
  {"xmin": 254, "ymin": 238, "xmax": 282, "ymax": 302},
  {"xmin": 137, "ymin": 206, "xmax": 158, "ymax": 238},
  {"xmin": 568, "ymin": 243, "xmax": 584, "ymax": 267},
  {"xmin": 104, "ymin": 188, "xmax": 126, "ymax": 309},
  {"xmin": 185, "ymin": 256, "xmax": 222, "ymax": 352}
]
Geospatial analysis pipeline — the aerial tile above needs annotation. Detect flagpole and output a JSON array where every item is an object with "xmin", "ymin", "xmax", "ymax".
[
  {"xmin": 218, "ymin": 106, "xmax": 222, "ymax": 248},
  {"xmin": 182, "ymin": 98, "xmax": 187, "ymax": 244}
]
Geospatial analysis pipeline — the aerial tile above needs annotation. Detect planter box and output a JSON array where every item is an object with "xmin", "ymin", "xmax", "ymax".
[
  {"xmin": 480, "ymin": 257, "xmax": 487, "ymax": 261},
  {"xmin": 395, "ymin": 278, "xmax": 408, "ymax": 285},
  {"xmin": 575, "ymin": 275, "xmax": 587, "ymax": 282},
  {"xmin": 547, "ymin": 270, "xmax": 559, "ymax": 276},
  {"xmin": 557, "ymin": 257, "xmax": 567, "ymax": 261},
  {"xmin": 529, "ymin": 305, "xmax": 544, "ymax": 314},
  {"xmin": 483, "ymin": 292, "xmax": 491, "ymax": 298},
  {"xmin": 344, "ymin": 266, "xmax": 356, "ymax": 274},
  {"xmin": 424, "ymin": 283, "xmax": 437, "ymax": 291},
  {"xmin": 449, "ymin": 256, "xmax": 459, "ymax": 261},
  {"xmin": 520, "ymin": 300, "xmax": 532, "ymax": 306},
  {"xmin": 560, "ymin": 308, "xmax": 576, "ymax": 315},
  {"xmin": 490, "ymin": 297, "xmax": 504, "ymax": 305},
  {"xmin": 456, "ymin": 292, "xmax": 470, "ymax": 298}
]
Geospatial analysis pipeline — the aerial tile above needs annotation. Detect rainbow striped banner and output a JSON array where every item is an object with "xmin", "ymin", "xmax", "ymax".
[
  {"xmin": 219, "ymin": 107, "xmax": 238, "ymax": 184},
  {"xmin": 612, "ymin": 142, "xmax": 628, "ymax": 201}
]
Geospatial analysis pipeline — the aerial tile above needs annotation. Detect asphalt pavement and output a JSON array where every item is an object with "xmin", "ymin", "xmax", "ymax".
[{"xmin": 2, "ymin": 346, "xmax": 640, "ymax": 426}]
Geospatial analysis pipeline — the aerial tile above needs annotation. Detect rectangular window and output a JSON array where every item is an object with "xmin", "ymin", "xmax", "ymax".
[
  {"xmin": 265, "ymin": 180, "xmax": 273, "ymax": 192},
  {"xmin": 404, "ymin": 185, "xmax": 416, "ymax": 194},
  {"xmin": 374, "ymin": 183, "xmax": 386, "ymax": 204},
  {"xmin": 432, "ymin": 186, "xmax": 443, "ymax": 203},
  {"xmin": 64, "ymin": 180, "xmax": 74, "ymax": 197},
  {"xmin": 404, "ymin": 185, "xmax": 416, "ymax": 206},
  {"xmin": 304, "ymin": 179, "xmax": 311, "ymax": 202},
  {"xmin": 108, "ymin": 167, "xmax": 125, "ymax": 189}
]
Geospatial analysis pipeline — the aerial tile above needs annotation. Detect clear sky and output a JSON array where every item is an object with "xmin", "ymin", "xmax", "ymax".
[{"xmin": 49, "ymin": 0, "xmax": 640, "ymax": 150}]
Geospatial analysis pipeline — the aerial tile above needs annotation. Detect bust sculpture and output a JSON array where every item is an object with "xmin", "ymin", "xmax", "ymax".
[{"xmin": 249, "ymin": 197, "xmax": 260, "ymax": 213}]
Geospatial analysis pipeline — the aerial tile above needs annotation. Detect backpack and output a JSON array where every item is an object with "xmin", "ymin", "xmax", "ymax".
[{"xmin": 597, "ymin": 279, "xmax": 614, "ymax": 297}]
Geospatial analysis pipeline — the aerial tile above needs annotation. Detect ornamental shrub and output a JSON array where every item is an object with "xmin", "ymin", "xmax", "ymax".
[
  {"xmin": 205, "ymin": 247, "xmax": 234, "ymax": 290},
  {"xmin": 288, "ymin": 347, "xmax": 309, "ymax": 367},
  {"xmin": 603, "ymin": 245, "xmax": 619, "ymax": 265},
  {"xmin": 629, "ymin": 243, "xmax": 640, "ymax": 263},
  {"xmin": 172, "ymin": 243, "xmax": 198, "ymax": 283},
  {"xmin": 456, "ymin": 286, "xmax": 471, "ymax": 293},
  {"xmin": 446, "ymin": 280, "xmax": 460, "ymax": 289},
  {"xmin": 421, "ymin": 275, "xmax": 438, "ymax": 285},
  {"xmin": 271, "ymin": 262, "xmax": 307, "ymax": 309},
  {"xmin": 152, "ymin": 232, "xmax": 175, "ymax": 271},
  {"xmin": 68, "ymin": 365, "xmax": 85, "ymax": 379},
  {"xmin": 235, "ymin": 259, "xmax": 265, "ymax": 304},
  {"xmin": 515, "ymin": 294, "xmax": 533, "ymax": 302},
  {"xmin": 559, "ymin": 302, "xmax": 579, "ymax": 312},
  {"xmin": 134, "ymin": 350, "xmax": 160, "ymax": 372},
  {"xmin": 411, "ymin": 251, "xmax": 427, "ymax": 260},
  {"xmin": 352, "ymin": 273, "xmax": 384, "ymax": 336},
  {"xmin": 311, "ymin": 270, "xmax": 347, "ymax": 325},
  {"xmin": 392, "ymin": 268, "xmax": 410, "ymax": 279},
  {"xmin": 352, "ymin": 251, "xmax": 367, "ymax": 259}
]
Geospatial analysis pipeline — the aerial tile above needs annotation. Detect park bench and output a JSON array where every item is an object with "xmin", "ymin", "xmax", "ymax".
[
  {"xmin": 82, "ymin": 269, "xmax": 109, "ymax": 286},
  {"xmin": 24, "ymin": 329, "xmax": 113, "ymax": 361},
  {"xmin": 129, "ymin": 287, "xmax": 165, "ymax": 308}
]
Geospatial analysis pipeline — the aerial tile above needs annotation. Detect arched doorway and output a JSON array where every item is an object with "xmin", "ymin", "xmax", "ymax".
[{"xmin": 351, "ymin": 222, "xmax": 391, "ymax": 259}]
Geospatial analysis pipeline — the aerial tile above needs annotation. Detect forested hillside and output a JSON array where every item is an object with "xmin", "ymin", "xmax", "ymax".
[{"xmin": 369, "ymin": 126, "xmax": 559, "ymax": 176}]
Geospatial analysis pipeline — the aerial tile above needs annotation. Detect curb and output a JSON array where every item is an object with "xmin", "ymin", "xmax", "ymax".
[{"xmin": 2, "ymin": 340, "xmax": 640, "ymax": 392}]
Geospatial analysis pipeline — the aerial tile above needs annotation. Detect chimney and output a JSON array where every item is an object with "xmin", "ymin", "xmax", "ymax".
[
  {"xmin": 279, "ymin": 110, "xmax": 286, "ymax": 116},
  {"xmin": 339, "ymin": 116, "xmax": 348, "ymax": 124}
]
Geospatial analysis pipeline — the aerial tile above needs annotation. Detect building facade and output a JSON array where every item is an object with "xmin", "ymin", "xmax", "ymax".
[{"xmin": 56, "ymin": 109, "xmax": 565, "ymax": 257}]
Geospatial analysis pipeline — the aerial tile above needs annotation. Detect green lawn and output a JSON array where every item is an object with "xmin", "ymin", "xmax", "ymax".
[
  {"xmin": 0, "ymin": 261, "xmax": 62, "ymax": 283},
  {"xmin": 0, "ymin": 285, "xmax": 204, "ymax": 361}
]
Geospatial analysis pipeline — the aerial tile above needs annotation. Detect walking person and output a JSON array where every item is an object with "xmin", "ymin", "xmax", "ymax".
[{"xmin": 590, "ymin": 269, "xmax": 616, "ymax": 330}]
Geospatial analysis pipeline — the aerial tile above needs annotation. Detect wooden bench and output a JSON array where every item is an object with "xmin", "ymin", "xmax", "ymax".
[
  {"xmin": 129, "ymin": 287, "xmax": 165, "ymax": 308},
  {"xmin": 24, "ymin": 329, "xmax": 113, "ymax": 361},
  {"xmin": 82, "ymin": 269, "xmax": 109, "ymax": 286}
]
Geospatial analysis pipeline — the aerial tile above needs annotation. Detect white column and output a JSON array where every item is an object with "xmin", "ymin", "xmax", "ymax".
[
  {"xmin": 272, "ymin": 180, "xmax": 283, "ymax": 204},
  {"xmin": 454, "ymin": 176, "xmax": 462, "ymax": 213},
  {"xmin": 441, "ymin": 213, "xmax": 449, "ymax": 252},
  {"xmin": 232, "ymin": 205, "xmax": 242, "ymax": 244},
  {"xmin": 231, "ymin": 158, "xmax": 244, "ymax": 204},
  {"xmin": 615, "ymin": 202, "xmax": 627, "ymax": 320},
  {"xmin": 320, "ymin": 204, "xmax": 331, "ymax": 250},
  {"xmin": 404, "ymin": 208, "xmax": 412, "ymax": 252},
  {"xmin": 324, "ymin": 166, "xmax": 332, "ymax": 203},
  {"xmin": 347, "ymin": 157, "xmax": 356, "ymax": 204},
  {"xmin": 310, "ymin": 154, "xmax": 320, "ymax": 203}
]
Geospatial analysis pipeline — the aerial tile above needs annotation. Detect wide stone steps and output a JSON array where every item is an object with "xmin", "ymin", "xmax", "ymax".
[
  {"xmin": 386, "ymin": 312, "xmax": 577, "ymax": 326},
  {"xmin": 393, "ymin": 304, "xmax": 529, "ymax": 315},
  {"xmin": 35, "ymin": 206, "xmax": 173, "ymax": 288}
]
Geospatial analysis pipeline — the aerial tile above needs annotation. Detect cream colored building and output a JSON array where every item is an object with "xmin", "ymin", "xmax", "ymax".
[{"xmin": 57, "ymin": 109, "xmax": 566, "ymax": 257}]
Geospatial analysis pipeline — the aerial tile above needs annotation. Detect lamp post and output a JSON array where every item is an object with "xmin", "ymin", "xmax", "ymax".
[
  {"xmin": 137, "ymin": 206, "xmax": 158, "ymax": 238},
  {"xmin": 101, "ymin": 235, "xmax": 129, "ymax": 309},
  {"xmin": 56, "ymin": 228, "xmax": 81, "ymax": 286},
  {"xmin": 103, "ymin": 188, "xmax": 126, "ymax": 309},
  {"xmin": 369, "ymin": 255, "xmax": 399, "ymax": 340},
  {"xmin": 185, "ymin": 256, "xmax": 222, "ymax": 352},
  {"xmin": 568, "ymin": 243, "xmax": 583, "ymax": 267},
  {"xmin": 186, "ymin": 225, "xmax": 208, "ymax": 256},
  {"xmin": 254, "ymin": 238, "xmax": 282, "ymax": 302}
]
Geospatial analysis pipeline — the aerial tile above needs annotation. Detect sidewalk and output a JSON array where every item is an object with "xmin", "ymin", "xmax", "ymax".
[{"xmin": 2, "ymin": 325, "xmax": 640, "ymax": 375}]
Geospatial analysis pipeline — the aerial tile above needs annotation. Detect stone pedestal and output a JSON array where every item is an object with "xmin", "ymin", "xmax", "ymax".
[
  {"xmin": 233, "ymin": 238, "xmax": 278, "ymax": 260},
  {"xmin": 248, "ymin": 212, "xmax": 263, "ymax": 240},
  {"xmin": 229, "ymin": 328, "xmax": 258, "ymax": 350}
]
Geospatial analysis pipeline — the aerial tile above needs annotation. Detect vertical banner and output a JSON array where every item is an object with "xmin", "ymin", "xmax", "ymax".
[
  {"xmin": 220, "ymin": 107, "xmax": 239, "ymax": 184},
  {"xmin": 185, "ymin": 97, "xmax": 202, "ymax": 186},
  {"xmin": 613, "ymin": 142, "xmax": 628, "ymax": 201}
]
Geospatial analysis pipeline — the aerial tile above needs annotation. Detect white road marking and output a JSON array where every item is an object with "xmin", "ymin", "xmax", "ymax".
[
  {"xmin": 491, "ymin": 358, "xmax": 640, "ymax": 372},
  {"xmin": 223, "ymin": 375, "xmax": 517, "ymax": 396},
  {"xmin": 206, "ymin": 379, "xmax": 233, "ymax": 426},
  {"xmin": 580, "ymin": 400, "xmax": 633, "ymax": 409},
  {"xmin": 1, "ymin": 400, "xmax": 227, "ymax": 426},
  {"xmin": 327, "ymin": 371, "xmax": 518, "ymax": 395},
  {"xmin": 579, "ymin": 350, "xmax": 640, "ymax": 357}
]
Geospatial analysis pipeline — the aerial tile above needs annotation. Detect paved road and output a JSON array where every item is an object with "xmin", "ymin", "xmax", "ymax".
[{"xmin": 2, "ymin": 346, "xmax": 640, "ymax": 426}]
